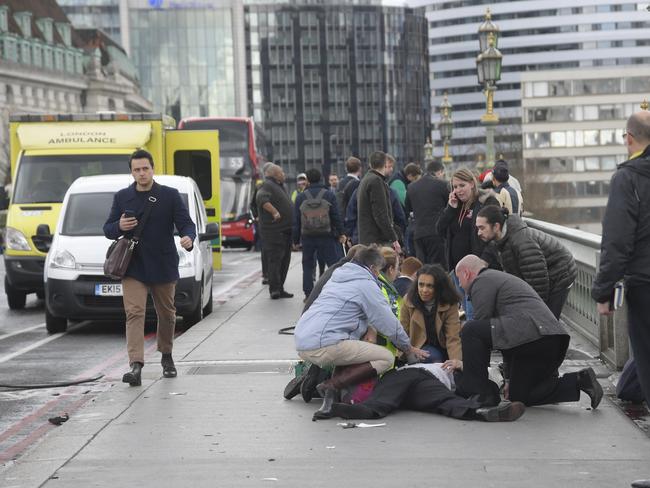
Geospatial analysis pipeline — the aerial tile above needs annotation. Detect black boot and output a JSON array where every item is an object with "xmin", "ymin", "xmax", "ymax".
[
  {"xmin": 300, "ymin": 363, "xmax": 322, "ymax": 403},
  {"xmin": 475, "ymin": 401, "xmax": 526, "ymax": 422},
  {"xmin": 161, "ymin": 353, "xmax": 177, "ymax": 378},
  {"xmin": 122, "ymin": 362, "xmax": 143, "ymax": 386},
  {"xmin": 312, "ymin": 362, "xmax": 376, "ymax": 421},
  {"xmin": 577, "ymin": 367, "xmax": 603, "ymax": 409}
]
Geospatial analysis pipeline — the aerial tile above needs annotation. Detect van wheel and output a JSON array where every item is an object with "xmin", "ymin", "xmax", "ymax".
[
  {"xmin": 5, "ymin": 277, "xmax": 26, "ymax": 310},
  {"xmin": 184, "ymin": 284, "xmax": 203, "ymax": 327},
  {"xmin": 45, "ymin": 308, "xmax": 67, "ymax": 334},
  {"xmin": 203, "ymin": 284, "xmax": 213, "ymax": 316}
]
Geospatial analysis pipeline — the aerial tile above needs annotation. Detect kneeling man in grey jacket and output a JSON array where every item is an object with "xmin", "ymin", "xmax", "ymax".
[
  {"xmin": 295, "ymin": 245, "xmax": 428, "ymax": 420},
  {"xmin": 451, "ymin": 255, "xmax": 603, "ymax": 409}
]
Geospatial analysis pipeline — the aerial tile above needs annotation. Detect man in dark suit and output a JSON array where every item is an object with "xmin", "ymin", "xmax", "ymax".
[
  {"xmin": 405, "ymin": 160, "xmax": 449, "ymax": 267},
  {"xmin": 104, "ymin": 149, "xmax": 196, "ymax": 386}
]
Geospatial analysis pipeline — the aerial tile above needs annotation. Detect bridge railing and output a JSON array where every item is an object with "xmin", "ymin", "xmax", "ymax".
[{"xmin": 526, "ymin": 218, "xmax": 628, "ymax": 369}]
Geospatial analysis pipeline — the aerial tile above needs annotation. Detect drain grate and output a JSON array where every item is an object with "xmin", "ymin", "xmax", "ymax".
[{"xmin": 183, "ymin": 360, "xmax": 297, "ymax": 375}]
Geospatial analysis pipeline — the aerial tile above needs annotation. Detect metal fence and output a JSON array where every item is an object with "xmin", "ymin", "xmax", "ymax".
[{"xmin": 526, "ymin": 218, "xmax": 628, "ymax": 370}]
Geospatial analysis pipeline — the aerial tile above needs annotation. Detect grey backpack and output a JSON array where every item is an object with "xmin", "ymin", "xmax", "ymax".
[{"xmin": 300, "ymin": 189, "xmax": 331, "ymax": 236}]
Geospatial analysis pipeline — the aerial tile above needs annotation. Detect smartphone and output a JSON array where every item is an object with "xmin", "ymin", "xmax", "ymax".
[{"xmin": 123, "ymin": 209, "xmax": 135, "ymax": 219}]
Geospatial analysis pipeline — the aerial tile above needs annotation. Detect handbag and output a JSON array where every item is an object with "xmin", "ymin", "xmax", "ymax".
[{"xmin": 104, "ymin": 189, "xmax": 158, "ymax": 279}]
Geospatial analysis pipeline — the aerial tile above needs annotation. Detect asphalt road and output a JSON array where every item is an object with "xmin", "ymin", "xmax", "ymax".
[{"xmin": 0, "ymin": 249, "xmax": 263, "ymax": 465}]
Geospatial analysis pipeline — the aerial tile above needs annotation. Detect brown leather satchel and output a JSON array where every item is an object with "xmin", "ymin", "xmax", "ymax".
[{"xmin": 104, "ymin": 190, "xmax": 158, "ymax": 279}]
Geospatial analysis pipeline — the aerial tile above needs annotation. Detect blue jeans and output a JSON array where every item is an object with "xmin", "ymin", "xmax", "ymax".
[
  {"xmin": 421, "ymin": 344, "xmax": 448, "ymax": 364},
  {"xmin": 302, "ymin": 236, "xmax": 339, "ymax": 296},
  {"xmin": 451, "ymin": 271, "xmax": 473, "ymax": 320}
]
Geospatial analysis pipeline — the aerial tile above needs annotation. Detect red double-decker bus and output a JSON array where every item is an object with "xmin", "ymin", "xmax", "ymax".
[{"xmin": 178, "ymin": 117, "xmax": 270, "ymax": 250}]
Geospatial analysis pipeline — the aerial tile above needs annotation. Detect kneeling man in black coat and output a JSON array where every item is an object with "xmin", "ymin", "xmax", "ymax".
[{"xmin": 451, "ymin": 255, "xmax": 603, "ymax": 409}]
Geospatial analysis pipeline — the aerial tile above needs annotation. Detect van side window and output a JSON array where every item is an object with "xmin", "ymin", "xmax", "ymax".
[
  {"xmin": 193, "ymin": 191, "xmax": 204, "ymax": 231},
  {"xmin": 174, "ymin": 150, "xmax": 212, "ymax": 200}
]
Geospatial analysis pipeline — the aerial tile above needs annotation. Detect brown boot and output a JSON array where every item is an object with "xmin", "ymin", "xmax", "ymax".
[{"xmin": 313, "ymin": 362, "xmax": 376, "ymax": 421}]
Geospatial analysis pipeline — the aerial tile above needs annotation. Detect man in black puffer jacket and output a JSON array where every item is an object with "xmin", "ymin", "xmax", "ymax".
[{"xmin": 475, "ymin": 207, "xmax": 576, "ymax": 319}]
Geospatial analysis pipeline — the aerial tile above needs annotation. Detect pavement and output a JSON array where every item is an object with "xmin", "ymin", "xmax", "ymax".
[{"xmin": 1, "ymin": 254, "xmax": 649, "ymax": 488}]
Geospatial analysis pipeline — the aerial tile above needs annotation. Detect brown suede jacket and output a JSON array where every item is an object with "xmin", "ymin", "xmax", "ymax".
[{"xmin": 399, "ymin": 298, "xmax": 462, "ymax": 361}]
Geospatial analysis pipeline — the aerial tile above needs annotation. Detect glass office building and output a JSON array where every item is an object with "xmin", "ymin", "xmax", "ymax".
[
  {"xmin": 245, "ymin": 1, "xmax": 431, "ymax": 177},
  {"xmin": 122, "ymin": 0, "xmax": 247, "ymax": 120}
]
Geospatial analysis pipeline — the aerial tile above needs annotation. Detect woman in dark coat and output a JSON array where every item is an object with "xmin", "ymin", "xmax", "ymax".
[{"xmin": 436, "ymin": 168, "xmax": 500, "ymax": 319}]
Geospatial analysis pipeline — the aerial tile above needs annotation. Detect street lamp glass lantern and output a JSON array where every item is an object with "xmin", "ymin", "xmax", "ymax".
[
  {"xmin": 439, "ymin": 118, "xmax": 453, "ymax": 140},
  {"xmin": 476, "ymin": 54, "xmax": 485, "ymax": 85},
  {"xmin": 481, "ymin": 48, "xmax": 502, "ymax": 84},
  {"xmin": 478, "ymin": 9, "xmax": 499, "ymax": 52}
]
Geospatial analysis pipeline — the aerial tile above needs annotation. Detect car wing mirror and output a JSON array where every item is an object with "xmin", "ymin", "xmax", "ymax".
[{"xmin": 198, "ymin": 222, "xmax": 219, "ymax": 242}]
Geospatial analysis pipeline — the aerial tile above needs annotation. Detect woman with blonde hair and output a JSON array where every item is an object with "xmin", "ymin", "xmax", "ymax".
[{"xmin": 436, "ymin": 167, "xmax": 499, "ymax": 319}]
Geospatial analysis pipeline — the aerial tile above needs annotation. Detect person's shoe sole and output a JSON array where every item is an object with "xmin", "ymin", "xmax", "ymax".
[
  {"xmin": 270, "ymin": 292, "xmax": 280, "ymax": 299},
  {"xmin": 122, "ymin": 372, "xmax": 141, "ymax": 386},
  {"xmin": 162, "ymin": 368, "xmax": 177, "ymax": 378},
  {"xmin": 581, "ymin": 367, "xmax": 604, "ymax": 409},
  {"xmin": 300, "ymin": 364, "xmax": 321, "ymax": 403}
]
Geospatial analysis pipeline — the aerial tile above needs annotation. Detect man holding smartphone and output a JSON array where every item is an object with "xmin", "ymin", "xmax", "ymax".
[{"xmin": 104, "ymin": 149, "xmax": 196, "ymax": 386}]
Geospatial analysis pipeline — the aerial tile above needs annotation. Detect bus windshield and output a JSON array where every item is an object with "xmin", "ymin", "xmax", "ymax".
[
  {"xmin": 13, "ymin": 154, "xmax": 128, "ymax": 204},
  {"xmin": 221, "ymin": 177, "xmax": 253, "ymax": 222}
]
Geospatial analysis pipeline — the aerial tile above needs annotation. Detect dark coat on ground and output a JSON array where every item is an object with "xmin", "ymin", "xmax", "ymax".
[
  {"xmin": 436, "ymin": 189, "xmax": 500, "ymax": 271},
  {"xmin": 592, "ymin": 145, "xmax": 650, "ymax": 302},
  {"xmin": 405, "ymin": 173, "xmax": 449, "ymax": 239},
  {"xmin": 255, "ymin": 177, "xmax": 293, "ymax": 234},
  {"xmin": 495, "ymin": 215, "xmax": 577, "ymax": 302},
  {"xmin": 104, "ymin": 181, "xmax": 196, "ymax": 284},
  {"xmin": 469, "ymin": 268, "xmax": 568, "ymax": 350},
  {"xmin": 357, "ymin": 169, "xmax": 397, "ymax": 245}
]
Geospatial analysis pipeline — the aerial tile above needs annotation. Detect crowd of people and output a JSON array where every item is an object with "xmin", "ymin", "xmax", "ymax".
[{"xmin": 254, "ymin": 112, "xmax": 650, "ymax": 439}]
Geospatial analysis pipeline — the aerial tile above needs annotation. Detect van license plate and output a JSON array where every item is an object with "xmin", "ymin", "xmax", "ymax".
[{"xmin": 95, "ymin": 284, "xmax": 123, "ymax": 296}]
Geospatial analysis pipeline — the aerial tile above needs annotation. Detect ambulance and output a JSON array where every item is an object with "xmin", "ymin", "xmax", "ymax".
[{"xmin": 4, "ymin": 113, "xmax": 221, "ymax": 310}]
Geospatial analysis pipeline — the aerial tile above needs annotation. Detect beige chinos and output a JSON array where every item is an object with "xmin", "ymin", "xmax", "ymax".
[
  {"xmin": 122, "ymin": 277, "xmax": 176, "ymax": 364},
  {"xmin": 298, "ymin": 340, "xmax": 395, "ymax": 374}
]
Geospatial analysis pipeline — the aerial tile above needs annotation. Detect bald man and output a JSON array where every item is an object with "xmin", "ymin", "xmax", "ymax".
[
  {"xmin": 450, "ymin": 255, "xmax": 603, "ymax": 409},
  {"xmin": 256, "ymin": 164, "xmax": 294, "ymax": 299}
]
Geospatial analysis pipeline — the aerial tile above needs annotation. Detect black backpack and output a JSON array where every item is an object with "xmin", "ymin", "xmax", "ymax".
[{"xmin": 300, "ymin": 189, "xmax": 331, "ymax": 236}]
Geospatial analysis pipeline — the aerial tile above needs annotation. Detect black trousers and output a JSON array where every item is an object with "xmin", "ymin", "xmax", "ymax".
[
  {"xmin": 414, "ymin": 235, "xmax": 447, "ymax": 268},
  {"xmin": 627, "ymin": 285, "xmax": 650, "ymax": 405},
  {"xmin": 262, "ymin": 229, "xmax": 292, "ymax": 294},
  {"xmin": 546, "ymin": 285, "xmax": 571, "ymax": 320},
  {"xmin": 346, "ymin": 368, "xmax": 481, "ymax": 419},
  {"xmin": 457, "ymin": 320, "xmax": 579, "ymax": 407}
]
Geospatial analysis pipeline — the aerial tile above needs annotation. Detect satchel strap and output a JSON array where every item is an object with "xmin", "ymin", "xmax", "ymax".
[{"xmin": 132, "ymin": 183, "xmax": 158, "ymax": 242}]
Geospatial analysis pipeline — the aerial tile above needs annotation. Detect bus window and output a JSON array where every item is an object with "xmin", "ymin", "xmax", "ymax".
[{"xmin": 174, "ymin": 150, "xmax": 212, "ymax": 200}]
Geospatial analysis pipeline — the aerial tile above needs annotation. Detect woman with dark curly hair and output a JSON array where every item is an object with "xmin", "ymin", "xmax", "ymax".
[{"xmin": 401, "ymin": 264, "xmax": 462, "ymax": 367}]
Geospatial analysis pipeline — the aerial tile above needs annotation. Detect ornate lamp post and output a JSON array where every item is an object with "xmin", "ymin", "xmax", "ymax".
[
  {"xmin": 476, "ymin": 8, "xmax": 502, "ymax": 168},
  {"xmin": 423, "ymin": 137, "xmax": 433, "ymax": 162},
  {"xmin": 439, "ymin": 92, "xmax": 453, "ymax": 165},
  {"xmin": 642, "ymin": 98, "xmax": 649, "ymax": 111}
]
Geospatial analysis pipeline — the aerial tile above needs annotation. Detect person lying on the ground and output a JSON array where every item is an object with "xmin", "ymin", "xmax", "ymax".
[
  {"xmin": 294, "ymin": 245, "xmax": 429, "ymax": 420},
  {"xmin": 328, "ymin": 362, "xmax": 525, "ymax": 422},
  {"xmin": 400, "ymin": 264, "xmax": 462, "ymax": 364},
  {"xmin": 450, "ymin": 254, "xmax": 603, "ymax": 409}
]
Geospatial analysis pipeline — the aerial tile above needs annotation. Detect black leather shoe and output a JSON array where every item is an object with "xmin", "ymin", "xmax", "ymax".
[
  {"xmin": 278, "ymin": 291, "xmax": 294, "ymax": 299},
  {"xmin": 300, "ymin": 363, "xmax": 321, "ymax": 403},
  {"xmin": 283, "ymin": 374, "xmax": 304, "ymax": 400},
  {"xmin": 262, "ymin": 278, "xmax": 269, "ymax": 285},
  {"xmin": 578, "ymin": 367, "xmax": 603, "ymax": 409},
  {"xmin": 270, "ymin": 291, "xmax": 281, "ymax": 299},
  {"xmin": 631, "ymin": 480, "xmax": 650, "ymax": 488},
  {"xmin": 476, "ymin": 401, "xmax": 525, "ymax": 422},
  {"xmin": 161, "ymin": 353, "xmax": 177, "ymax": 378},
  {"xmin": 122, "ymin": 362, "xmax": 143, "ymax": 386}
]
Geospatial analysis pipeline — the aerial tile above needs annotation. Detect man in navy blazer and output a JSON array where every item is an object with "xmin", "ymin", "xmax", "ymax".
[{"xmin": 104, "ymin": 149, "xmax": 196, "ymax": 386}]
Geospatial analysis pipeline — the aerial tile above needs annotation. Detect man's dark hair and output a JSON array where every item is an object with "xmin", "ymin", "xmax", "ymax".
[
  {"xmin": 426, "ymin": 160, "xmax": 444, "ymax": 174},
  {"xmin": 492, "ymin": 164, "xmax": 509, "ymax": 183},
  {"xmin": 305, "ymin": 168, "xmax": 322, "ymax": 184},
  {"xmin": 627, "ymin": 112, "xmax": 650, "ymax": 143},
  {"xmin": 368, "ymin": 151, "xmax": 387, "ymax": 170},
  {"xmin": 406, "ymin": 264, "xmax": 460, "ymax": 310},
  {"xmin": 129, "ymin": 149, "xmax": 154, "ymax": 170},
  {"xmin": 404, "ymin": 162, "xmax": 422, "ymax": 178},
  {"xmin": 353, "ymin": 244, "xmax": 385, "ymax": 270},
  {"xmin": 477, "ymin": 204, "xmax": 508, "ymax": 228},
  {"xmin": 345, "ymin": 157, "xmax": 362, "ymax": 173}
]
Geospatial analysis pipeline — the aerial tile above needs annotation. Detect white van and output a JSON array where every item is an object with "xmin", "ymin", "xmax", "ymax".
[{"xmin": 43, "ymin": 175, "xmax": 218, "ymax": 333}]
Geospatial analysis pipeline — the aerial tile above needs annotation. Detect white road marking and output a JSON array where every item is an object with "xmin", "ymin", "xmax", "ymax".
[
  {"xmin": 0, "ymin": 323, "xmax": 45, "ymax": 342},
  {"xmin": 0, "ymin": 332, "xmax": 65, "ymax": 364}
]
